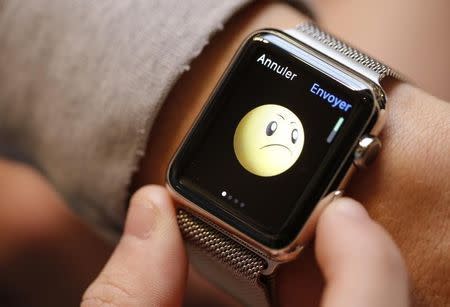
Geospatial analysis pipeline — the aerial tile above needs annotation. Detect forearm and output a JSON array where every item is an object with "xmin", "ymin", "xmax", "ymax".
[{"xmin": 133, "ymin": 1, "xmax": 450, "ymax": 305}]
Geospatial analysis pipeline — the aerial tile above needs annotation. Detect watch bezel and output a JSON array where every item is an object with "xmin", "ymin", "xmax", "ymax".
[{"xmin": 166, "ymin": 29, "xmax": 386, "ymax": 262}]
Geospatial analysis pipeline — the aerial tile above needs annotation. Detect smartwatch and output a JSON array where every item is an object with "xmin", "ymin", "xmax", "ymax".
[{"xmin": 167, "ymin": 22, "xmax": 400, "ymax": 306}]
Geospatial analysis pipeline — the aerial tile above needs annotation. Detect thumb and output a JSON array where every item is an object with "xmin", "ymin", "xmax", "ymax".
[
  {"xmin": 315, "ymin": 197, "xmax": 409, "ymax": 307},
  {"xmin": 82, "ymin": 185, "xmax": 187, "ymax": 307}
]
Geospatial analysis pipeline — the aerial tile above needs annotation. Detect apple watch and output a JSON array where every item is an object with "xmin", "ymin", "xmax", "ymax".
[{"xmin": 167, "ymin": 22, "xmax": 401, "ymax": 306}]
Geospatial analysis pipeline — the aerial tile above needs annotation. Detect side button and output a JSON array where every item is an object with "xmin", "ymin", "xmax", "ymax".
[{"xmin": 354, "ymin": 135, "xmax": 382, "ymax": 168}]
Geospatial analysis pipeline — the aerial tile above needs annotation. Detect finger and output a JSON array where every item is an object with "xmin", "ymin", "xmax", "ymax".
[
  {"xmin": 82, "ymin": 185, "xmax": 187, "ymax": 307},
  {"xmin": 315, "ymin": 197, "xmax": 409, "ymax": 307}
]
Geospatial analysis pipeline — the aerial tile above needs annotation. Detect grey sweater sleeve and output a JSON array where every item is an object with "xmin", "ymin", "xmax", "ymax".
[{"xmin": 0, "ymin": 0, "xmax": 309, "ymax": 240}]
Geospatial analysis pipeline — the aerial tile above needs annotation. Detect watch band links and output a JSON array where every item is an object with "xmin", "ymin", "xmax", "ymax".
[
  {"xmin": 177, "ymin": 22, "xmax": 400, "ymax": 307},
  {"xmin": 295, "ymin": 22, "xmax": 402, "ymax": 80},
  {"xmin": 285, "ymin": 22, "xmax": 403, "ymax": 109},
  {"xmin": 177, "ymin": 209, "xmax": 275, "ymax": 306}
]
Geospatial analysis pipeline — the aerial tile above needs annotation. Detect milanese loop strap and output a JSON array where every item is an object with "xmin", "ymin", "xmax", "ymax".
[
  {"xmin": 177, "ymin": 22, "xmax": 398, "ymax": 307},
  {"xmin": 177, "ymin": 209, "xmax": 275, "ymax": 306},
  {"xmin": 286, "ymin": 22, "xmax": 402, "ymax": 110},
  {"xmin": 296, "ymin": 22, "xmax": 402, "ymax": 82},
  {"xmin": 177, "ymin": 210, "xmax": 267, "ymax": 279}
]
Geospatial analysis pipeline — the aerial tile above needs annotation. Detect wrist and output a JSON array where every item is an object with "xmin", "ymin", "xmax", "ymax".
[
  {"xmin": 133, "ymin": 2, "xmax": 450, "ymax": 305},
  {"xmin": 348, "ymin": 81, "xmax": 450, "ymax": 230},
  {"xmin": 132, "ymin": 2, "xmax": 450, "ymax": 304},
  {"xmin": 349, "ymin": 81, "xmax": 450, "ymax": 205}
]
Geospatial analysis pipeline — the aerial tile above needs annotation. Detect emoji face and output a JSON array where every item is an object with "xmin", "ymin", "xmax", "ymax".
[{"xmin": 233, "ymin": 104, "xmax": 305, "ymax": 177}]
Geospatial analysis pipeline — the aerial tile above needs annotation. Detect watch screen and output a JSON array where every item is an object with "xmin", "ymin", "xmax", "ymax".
[{"xmin": 169, "ymin": 30, "xmax": 376, "ymax": 248}]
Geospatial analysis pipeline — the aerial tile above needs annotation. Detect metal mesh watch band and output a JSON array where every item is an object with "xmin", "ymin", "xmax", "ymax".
[
  {"xmin": 177, "ymin": 210, "xmax": 267, "ymax": 280},
  {"xmin": 286, "ymin": 23, "xmax": 402, "ymax": 111},
  {"xmin": 177, "ymin": 209, "xmax": 275, "ymax": 306},
  {"xmin": 295, "ymin": 22, "xmax": 402, "ymax": 82},
  {"xmin": 177, "ymin": 22, "xmax": 399, "ymax": 307}
]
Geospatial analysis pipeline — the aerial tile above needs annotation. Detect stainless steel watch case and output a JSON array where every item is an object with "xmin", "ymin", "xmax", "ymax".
[{"xmin": 166, "ymin": 29, "xmax": 387, "ymax": 272}]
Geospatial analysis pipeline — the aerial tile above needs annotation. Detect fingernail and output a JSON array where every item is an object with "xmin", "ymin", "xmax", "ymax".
[
  {"xmin": 125, "ymin": 199, "xmax": 160, "ymax": 239},
  {"xmin": 331, "ymin": 197, "xmax": 369, "ymax": 219}
]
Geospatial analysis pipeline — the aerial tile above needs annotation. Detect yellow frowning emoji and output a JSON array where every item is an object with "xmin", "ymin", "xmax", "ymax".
[{"xmin": 233, "ymin": 104, "xmax": 304, "ymax": 177}]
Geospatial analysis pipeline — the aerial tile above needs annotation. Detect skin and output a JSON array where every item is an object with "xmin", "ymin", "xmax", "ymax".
[
  {"xmin": 313, "ymin": 0, "xmax": 450, "ymax": 102},
  {"xmin": 0, "ymin": 0, "xmax": 449, "ymax": 306},
  {"xmin": 233, "ymin": 104, "xmax": 304, "ymax": 177}
]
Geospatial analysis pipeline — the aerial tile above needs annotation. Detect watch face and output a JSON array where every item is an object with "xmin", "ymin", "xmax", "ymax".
[{"xmin": 169, "ymin": 30, "xmax": 378, "ymax": 249}]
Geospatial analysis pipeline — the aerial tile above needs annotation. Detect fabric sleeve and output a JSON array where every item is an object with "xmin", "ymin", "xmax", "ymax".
[{"xmin": 0, "ymin": 0, "xmax": 310, "ymax": 241}]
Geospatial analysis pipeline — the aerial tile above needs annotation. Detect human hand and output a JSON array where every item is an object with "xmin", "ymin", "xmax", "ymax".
[
  {"xmin": 82, "ymin": 186, "xmax": 409, "ymax": 306},
  {"xmin": 81, "ymin": 185, "xmax": 187, "ymax": 306}
]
